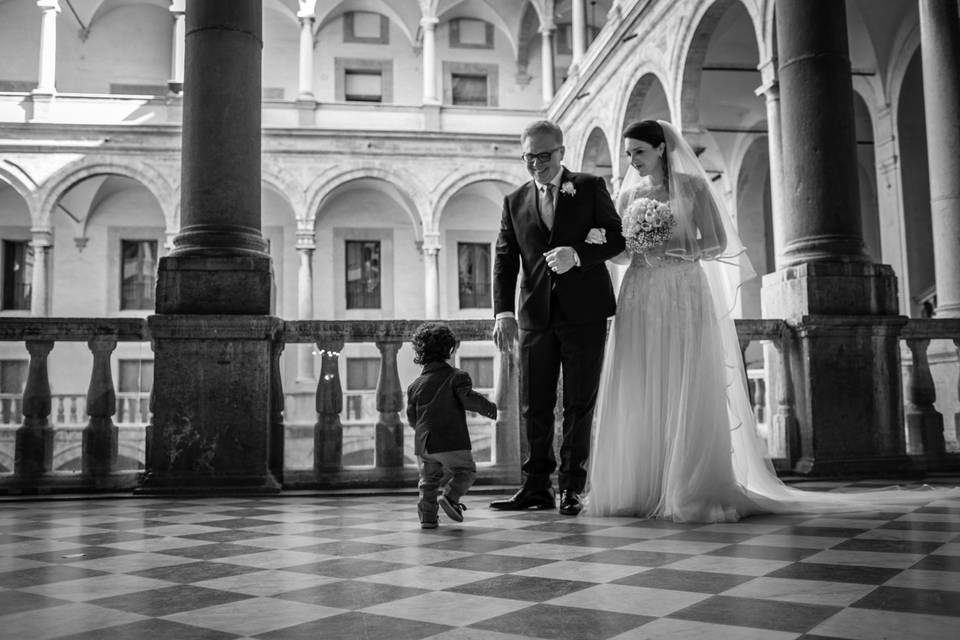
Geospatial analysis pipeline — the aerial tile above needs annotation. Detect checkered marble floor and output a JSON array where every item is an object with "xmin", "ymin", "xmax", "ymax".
[{"xmin": 1, "ymin": 484, "xmax": 959, "ymax": 640}]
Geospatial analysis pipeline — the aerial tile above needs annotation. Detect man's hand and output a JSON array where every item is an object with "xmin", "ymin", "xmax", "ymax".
[
  {"xmin": 544, "ymin": 246, "xmax": 579, "ymax": 274},
  {"xmin": 493, "ymin": 316, "xmax": 518, "ymax": 352}
]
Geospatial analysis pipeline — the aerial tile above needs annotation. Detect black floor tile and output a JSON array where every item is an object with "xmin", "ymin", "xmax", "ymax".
[
  {"xmin": 276, "ymin": 579, "xmax": 428, "ymax": 609},
  {"xmin": 768, "ymin": 562, "xmax": 901, "ymax": 585},
  {"xmin": 259, "ymin": 611, "xmax": 451, "ymax": 640},
  {"xmin": 851, "ymin": 585, "xmax": 960, "ymax": 617},
  {"xmin": 89, "ymin": 584, "xmax": 252, "ymax": 616},
  {"xmin": 706, "ymin": 544, "xmax": 821, "ymax": 562},
  {"xmin": 669, "ymin": 595, "xmax": 841, "ymax": 633},
  {"xmin": 910, "ymin": 554, "xmax": 960, "ymax": 572},
  {"xmin": 577, "ymin": 549, "xmax": 692, "ymax": 567},
  {"xmin": 288, "ymin": 541, "xmax": 398, "ymax": 556},
  {"xmin": 470, "ymin": 603, "xmax": 654, "ymax": 640},
  {"xmin": 0, "ymin": 589, "xmax": 72, "ymax": 615},
  {"xmin": 549, "ymin": 534, "xmax": 644, "ymax": 549},
  {"xmin": 20, "ymin": 546, "xmax": 137, "ymax": 564},
  {"xmin": 447, "ymin": 574, "xmax": 593, "ymax": 602},
  {"xmin": 158, "ymin": 542, "xmax": 272, "ymax": 560},
  {"xmin": 0, "ymin": 565, "xmax": 109, "ymax": 588},
  {"xmin": 613, "ymin": 567, "xmax": 755, "ymax": 593},
  {"xmin": 56, "ymin": 618, "xmax": 241, "ymax": 640},
  {"xmin": 130, "ymin": 560, "xmax": 260, "ymax": 584},
  {"xmin": 283, "ymin": 558, "xmax": 408, "ymax": 579},
  {"xmin": 431, "ymin": 553, "xmax": 553, "ymax": 573},
  {"xmin": 833, "ymin": 538, "xmax": 945, "ymax": 554}
]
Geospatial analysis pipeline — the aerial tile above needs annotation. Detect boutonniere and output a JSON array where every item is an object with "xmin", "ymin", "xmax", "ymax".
[{"xmin": 560, "ymin": 181, "xmax": 576, "ymax": 197}]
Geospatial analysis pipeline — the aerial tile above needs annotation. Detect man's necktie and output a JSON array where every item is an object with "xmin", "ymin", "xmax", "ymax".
[{"xmin": 540, "ymin": 183, "xmax": 555, "ymax": 231}]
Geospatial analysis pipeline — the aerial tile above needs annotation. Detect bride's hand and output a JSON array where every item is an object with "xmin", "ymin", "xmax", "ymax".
[{"xmin": 585, "ymin": 228, "xmax": 606, "ymax": 244}]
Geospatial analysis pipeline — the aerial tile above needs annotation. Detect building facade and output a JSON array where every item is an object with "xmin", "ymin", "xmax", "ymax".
[{"xmin": 0, "ymin": 0, "xmax": 957, "ymax": 477}]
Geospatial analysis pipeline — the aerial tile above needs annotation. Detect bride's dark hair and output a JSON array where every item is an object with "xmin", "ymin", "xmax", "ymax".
[{"xmin": 623, "ymin": 119, "xmax": 668, "ymax": 184}]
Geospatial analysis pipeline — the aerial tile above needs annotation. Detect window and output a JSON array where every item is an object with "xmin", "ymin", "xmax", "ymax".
[
  {"xmin": 2, "ymin": 240, "xmax": 32, "ymax": 311},
  {"xmin": 345, "ymin": 69, "xmax": 382, "ymax": 102},
  {"xmin": 120, "ymin": 240, "xmax": 157, "ymax": 310},
  {"xmin": 0, "ymin": 359, "xmax": 27, "ymax": 424},
  {"xmin": 444, "ymin": 62, "xmax": 498, "ymax": 107},
  {"xmin": 345, "ymin": 240, "xmax": 381, "ymax": 309},
  {"xmin": 450, "ymin": 18, "xmax": 493, "ymax": 49},
  {"xmin": 451, "ymin": 73, "xmax": 488, "ymax": 106},
  {"xmin": 335, "ymin": 58, "xmax": 393, "ymax": 103},
  {"xmin": 458, "ymin": 242, "xmax": 491, "ymax": 308},
  {"xmin": 344, "ymin": 11, "xmax": 388, "ymax": 44},
  {"xmin": 460, "ymin": 357, "xmax": 494, "ymax": 389}
]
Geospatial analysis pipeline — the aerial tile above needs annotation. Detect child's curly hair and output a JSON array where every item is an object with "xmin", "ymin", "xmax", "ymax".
[{"xmin": 411, "ymin": 322, "xmax": 457, "ymax": 365}]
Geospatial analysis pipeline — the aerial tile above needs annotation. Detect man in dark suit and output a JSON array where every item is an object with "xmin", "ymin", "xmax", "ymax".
[{"xmin": 490, "ymin": 120, "xmax": 625, "ymax": 515}]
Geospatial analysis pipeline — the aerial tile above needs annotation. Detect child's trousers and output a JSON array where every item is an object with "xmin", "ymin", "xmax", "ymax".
[{"xmin": 417, "ymin": 449, "xmax": 476, "ymax": 522}]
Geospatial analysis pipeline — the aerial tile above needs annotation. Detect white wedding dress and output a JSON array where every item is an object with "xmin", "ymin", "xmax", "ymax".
[{"xmin": 586, "ymin": 121, "xmax": 959, "ymax": 523}]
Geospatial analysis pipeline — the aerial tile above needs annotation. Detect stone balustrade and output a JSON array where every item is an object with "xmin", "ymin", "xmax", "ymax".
[{"xmin": 0, "ymin": 316, "xmax": 957, "ymax": 494}]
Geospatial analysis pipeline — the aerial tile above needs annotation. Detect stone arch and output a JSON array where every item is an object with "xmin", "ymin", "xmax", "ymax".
[
  {"xmin": 85, "ymin": 0, "xmax": 170, "ymax": 32},
  {"xmin": 735, "ymin": 135, "xmax": 774, "ymax": 319},
  {"xmin": 677, "ymin": 0, "xmax": 764, "ymax": 130},
  {"xmin": 437, "ymin": 0, "xmax": 521, "ymax": 59},
  {"xmin": 887, "ymin": 19, "xmax": 920, "ymax": 120},
  {"xmin": 306, "ymin": 167, "xmax": 427, "ymax": 241},
  {"xmin": 0, "ymin": 161, "xmax": 39, "ymax": 222},
  {"xmin": 578, "ymin": 126, "xmax": 615, "ymax": 190},
  {"xmin": 38, "ymin": 159, "xmax": 175, "ymax": 231},
  {"xmin": 431, "ymin": 168, "xmax": 521, "ymax": 231},
  {"xmin": 315, "ymin": 0, "xmax": 417, "ymax": 46},
  {"xmin": 617, "ymin": 71, "xmax": 671, "ymax": 181},
  {"xmin": 261, "ymin": 164, "xmax": 307, "ymax": 223}
]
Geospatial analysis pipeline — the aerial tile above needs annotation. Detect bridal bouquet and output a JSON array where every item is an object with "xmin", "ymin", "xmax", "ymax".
[{"xmin": 621, "ymin": 197, "xmax": 675, "ymax": 254}]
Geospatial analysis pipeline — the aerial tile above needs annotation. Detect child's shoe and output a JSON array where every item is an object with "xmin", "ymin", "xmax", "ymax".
[{"xmin": 438, "ymin": 494, "xmax": 466, "ymax": 522}]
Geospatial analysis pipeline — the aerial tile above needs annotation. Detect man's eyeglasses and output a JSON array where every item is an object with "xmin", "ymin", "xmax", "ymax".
[{"xmin": 521, "ymin": 147, "xmax": 561, "ymax": 163}]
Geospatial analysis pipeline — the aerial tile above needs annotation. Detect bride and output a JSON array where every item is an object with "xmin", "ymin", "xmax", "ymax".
[{"xmin": 585, "ymin": 119, "xmax": 957, "ymax": 522}]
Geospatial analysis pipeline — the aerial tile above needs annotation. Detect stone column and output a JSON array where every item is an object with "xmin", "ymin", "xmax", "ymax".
[
  {"xmin": 919, "ymin": 0, "xmax": 960, "ymax": 317},
  {"xmin": 142, "ymin": 0, "xmax": 282, "ymax": 494},
  {"xmin": 570, "ymin": 0, "xmax": 586, "ymax": 75},
  {"xmin": 761, "ymin": 0, "xmax": 909, "ymax": 476},
  {"xmin": 168, "ymin": 0, "xmax": 186, "ymax": 94},
  {"xmin": 296, "ymin": 231, "xmax": 315, "ymax": 381},
  {"xmin": 756, "ymin": 57, "xmax": 787, "ymax": 266},
  {"xmin": 540, "ymin": 24, "xmax": 556, "ymax": 104},
  {"xmin": 296, "ymin": 8, "xmax": 315, "ymax": 100},
  {"xmin": 422, "ymin": 232, "xmax": 440, "ymax": 319},
  {"xmin": 29, "ymin": 228, "xmax": 51, "ymax": 316},
  {"xmin": 35, "ymin": 0, "xmax": 60, "ymax": 94},
  {"xmin": 421, "ymin": 17, "xmax": 440, "ymax": 104}
]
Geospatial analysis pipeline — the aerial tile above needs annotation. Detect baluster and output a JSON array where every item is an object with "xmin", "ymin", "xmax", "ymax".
[
  {"xmin": 904, "ymin": 338, "xmax": 945, "ymax": 457},
  {"xmin": 955, "ymin": 339, "xmax": 960, "ymax": 451},
  {"xmin": 14, "ymin": 340, "xmax": 54, "ymax": 477},
  {"xmin": 83, "ymin": 335, "xmax": 118, "ymax": 477},
  {"xmin": 753, "ymin": 377, "xmax": 766, "ymax": 424},
  {"xmin": 69, "ymin": 397, "xmax": 78, "ymax": 424},
  {"xmin": 375, "ymin": 339, "xmax": 404, "ymax": 468},
  {"xmin": 494, "ymin": 347, "xmax": 521, "ymax": 480},
  {"xmin": 315, "ymin": 339, "xmax": 344, "ymax": 472},
  {"xmin": 116, "ymin": 396, "xmax": 128, "ymax": 425},
  {"xmin": 772, "ymin": 325, "xmax": 802, "ymax": 471},
  {"xmin": 55, "ymin": 395, "xmax": 64, "ymax": 424},
  {"xmin": 270, "ymin": 340, "xmax": 285, "ymax": 484}
]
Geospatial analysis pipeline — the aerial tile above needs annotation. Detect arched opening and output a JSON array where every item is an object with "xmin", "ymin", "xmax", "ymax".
[
  {"xmin": 620, "ymin": 74, "xmax": 670, "ymax": 181},
  {"xmin": 736, "ymin": 137, "xmax": 774, "ymax": 323},
  {"xmin": 581, "ymin": 127, "xmax": 613, "ymax": 192},
  {"xmin": 898, "ymin": 50, "xmax": 934, "ymax": 318}
]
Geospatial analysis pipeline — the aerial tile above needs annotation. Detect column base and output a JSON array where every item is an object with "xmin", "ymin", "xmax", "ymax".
[
  {"xmin": 139, "ymin": 315, "xmax": 284, "ymax": 495},
  {"xmin": 762, "ymin": 261, "xmax": 899, "ymax": 321},
  {"xmin": 422, "ymin": 103, "xmax": 440, "ymax": 131},
  {"xmin": 295, "ymin": 98, "xmax": 316, "ymax": 126},
  {"xmin": 157, "ymin": 254, "xmax": 274, "ymax": 314}
]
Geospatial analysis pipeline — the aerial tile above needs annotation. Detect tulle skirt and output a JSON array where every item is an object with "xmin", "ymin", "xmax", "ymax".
[
  {"xmin": 587, "ymin": 258, "xmax": 760, "ymax": 522},
  {"xmin": 587, "ymin": 256, "xmax": 960, "ymax": 523}
]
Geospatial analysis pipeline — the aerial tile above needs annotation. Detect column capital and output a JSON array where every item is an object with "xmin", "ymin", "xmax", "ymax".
[
  {"xmin": 169, "ymin": 0, "xmax": 185, "ymax": 15},
  {"xmin": 37, "ymin": 0, "xmax": 61, "ymax": 13},
  {"xmin": 422, "ymin": 232, "xmax": 441, "ymax": 252},
  {"xmin": 539, "ymin": 23, "xmax": 556, "ymax": 36},
  {"xmin": 420, "ymin": 16, "xmax": 439, "ymax": 28},
  {"xmin": 296, "ymin": 230, "xmax": 316, "ymax": 251},
  {"xmin": 297, "ymin": 0, "xmax": 317, "ymax": 20},
  {"xmin": 30, "ymin": 227, "xmax": 53, "ymax": 247}
]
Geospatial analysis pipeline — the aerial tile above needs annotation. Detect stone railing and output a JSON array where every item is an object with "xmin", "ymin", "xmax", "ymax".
[{"xmin": 0, "ymin": 315, "xmax": 957, "ymax": 494}]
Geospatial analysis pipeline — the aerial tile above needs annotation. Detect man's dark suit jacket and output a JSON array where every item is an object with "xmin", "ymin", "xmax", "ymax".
[
  {"xmin": 406, "ymin": 361, "xmax": 498, "ymax": 456},
  {"xmin": 493, "ymin": 168, "xmax": 626, "ymax": 330}
]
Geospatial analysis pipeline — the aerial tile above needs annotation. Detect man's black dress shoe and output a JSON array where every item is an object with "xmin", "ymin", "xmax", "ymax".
[
  {"xmin": 558, "ymin": 490, "xmax": 583, "ymax": 515},
  {"xmin": 489, "ymin": 487, "xmax": 556, "ymax": 510}
]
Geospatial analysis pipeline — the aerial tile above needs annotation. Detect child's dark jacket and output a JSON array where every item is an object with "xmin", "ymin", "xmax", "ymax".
[{"xmin": 406, "ymin": 361, "xmax": 497, "ymax": 456}]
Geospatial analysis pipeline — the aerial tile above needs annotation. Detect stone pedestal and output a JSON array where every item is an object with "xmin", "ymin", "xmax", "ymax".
[
  {"xmin": 763, "ymin": 263, "xmax": 915, "ymax": 475},
  {"xmin": 138, "ymin": 316, "xmax": 284, "ymax": 493},
  {"xmin": 157, "ymin": 255, "xmax": 273, "ymax": 315}
]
